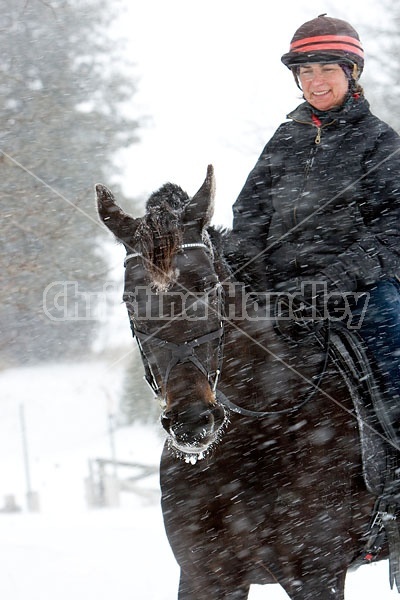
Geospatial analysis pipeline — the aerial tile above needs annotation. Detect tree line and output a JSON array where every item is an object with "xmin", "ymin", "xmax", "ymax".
[{"xmin": 0, "ymin": 0, "xmax": 141, "ymax": 367}]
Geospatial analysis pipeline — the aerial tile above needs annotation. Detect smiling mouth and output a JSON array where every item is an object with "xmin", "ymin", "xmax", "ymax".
[{"xmin": 313, "ymin": 90, "xmax": 330, "ymax": 97}]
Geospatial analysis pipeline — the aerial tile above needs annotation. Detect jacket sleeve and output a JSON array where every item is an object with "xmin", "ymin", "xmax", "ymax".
[
  {"xmin": 228, "ymin": 143, "xmax": 275, "ymax": 289},
  {"xmin": 322, "ymin": 124, "xmax": 400, "ymax": 292}
]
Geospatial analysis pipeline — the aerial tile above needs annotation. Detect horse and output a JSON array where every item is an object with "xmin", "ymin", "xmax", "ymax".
[{"xmin": 96, "ymin": 166, "xmax": 399, "ymax": 600}]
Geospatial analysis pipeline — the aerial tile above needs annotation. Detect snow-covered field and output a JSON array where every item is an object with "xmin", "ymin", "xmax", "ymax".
[{"xmin": 0, "ymin": 361, "xmax": 397, "ymax": 599}]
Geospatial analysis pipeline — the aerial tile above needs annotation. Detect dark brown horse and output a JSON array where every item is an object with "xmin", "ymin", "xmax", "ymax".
[{"xmin": 96, "ymin": 166, "xmax": 398, "ymax": 599}]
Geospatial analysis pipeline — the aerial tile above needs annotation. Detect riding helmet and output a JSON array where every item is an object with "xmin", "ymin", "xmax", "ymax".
[{"xmin": 281, "ymin": 14, "xmax": 364, "ymax": 75}]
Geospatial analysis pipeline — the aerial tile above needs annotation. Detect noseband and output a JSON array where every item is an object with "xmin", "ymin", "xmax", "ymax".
[{"xmin": 135, "ymin": 327, "xmax": 224, "ymax": 401}]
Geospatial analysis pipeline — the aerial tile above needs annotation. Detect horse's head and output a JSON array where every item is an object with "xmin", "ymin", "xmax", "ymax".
[{"xmin": 96, "ymin": 166, "xmax": 228, "ymax": 463}]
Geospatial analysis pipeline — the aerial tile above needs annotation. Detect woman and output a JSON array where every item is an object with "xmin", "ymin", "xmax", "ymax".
[{"xmin": 231, "ymin": 15, "xmax": 400, "ymax": 461}]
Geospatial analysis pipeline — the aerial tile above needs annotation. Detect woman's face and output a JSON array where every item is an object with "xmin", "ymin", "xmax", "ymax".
[{"xmin": 298, "ymin": 63, "xmax": 349, "ymax": 111}]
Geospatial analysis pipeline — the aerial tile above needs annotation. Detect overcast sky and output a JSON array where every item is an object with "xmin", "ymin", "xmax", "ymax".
[{"xmin": 113, "ymin": 0, "xmax": 385, "ymax": 227}]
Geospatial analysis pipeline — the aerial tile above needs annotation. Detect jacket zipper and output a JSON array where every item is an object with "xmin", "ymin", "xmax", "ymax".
[
  {"xmin": 289, "ymin": 114, "xmax": 335, "ymax": 227},
  {"xmin": 311, "ymin": 113, "xmax": 322, "ymax": 145},
  {"xmin": 288, "ymin": 114, "xmax": 336, "ymax": 144},
  {"xmin": 304, "ymin": 146, "xmax": 317, "ymax": 179}
]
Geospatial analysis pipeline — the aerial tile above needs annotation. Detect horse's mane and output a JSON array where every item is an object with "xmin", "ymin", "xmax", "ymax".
[
  {"xmin": 209, "ymin": 226, "xmax": 266, "ymax": 290},
  {"xmin": 207, "ymin": 226, "xmax": 236, "ymax": 283}
]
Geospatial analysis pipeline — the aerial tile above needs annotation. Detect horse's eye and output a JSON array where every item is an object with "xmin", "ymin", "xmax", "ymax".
[{"xmin": 122, "ymin": 293, "xmax": 137, "ymax": 313}]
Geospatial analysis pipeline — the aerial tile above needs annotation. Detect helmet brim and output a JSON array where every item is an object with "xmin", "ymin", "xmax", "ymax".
[{"xmin": 281, "ymin": 50, "xmax": 363, "ymax": 71}]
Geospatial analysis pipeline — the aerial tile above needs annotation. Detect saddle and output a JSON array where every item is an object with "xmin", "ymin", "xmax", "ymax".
[
  {"xmin": 328, "ymin": 323, "xmax": 390, "ymax": 495},
  {"xmin": 328, "ymin": 323, "xmax": 400, "ymax": 588}
]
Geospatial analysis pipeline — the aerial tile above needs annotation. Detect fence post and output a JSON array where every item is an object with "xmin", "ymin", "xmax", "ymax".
[{"xmin": 19, "ymin": 403, "xmax": 40, "ymax": 512}]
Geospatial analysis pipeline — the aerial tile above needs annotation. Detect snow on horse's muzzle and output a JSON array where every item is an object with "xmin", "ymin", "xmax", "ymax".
[{"xmin": 161, "ymin": 402, "xmax": 227, "ymax": 459}]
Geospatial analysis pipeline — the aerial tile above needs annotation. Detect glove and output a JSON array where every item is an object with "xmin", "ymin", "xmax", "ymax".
[{"xmin": 273, "ymin": 273, "xmax": 351, "ymax": 322}]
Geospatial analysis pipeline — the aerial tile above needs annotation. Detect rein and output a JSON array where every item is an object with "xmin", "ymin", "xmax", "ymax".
[
  {"xmin": 217, "ymin": 293, "xmax": 331, "ymax": 417},
  {"xmin": 217, "ymin": 322, "xmax": 331, "ymax": 418}
]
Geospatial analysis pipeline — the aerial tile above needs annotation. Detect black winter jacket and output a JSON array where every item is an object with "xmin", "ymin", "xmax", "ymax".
[{"xmin": 231, "ymin": 96, "xmax": 400, "ymax": 293}]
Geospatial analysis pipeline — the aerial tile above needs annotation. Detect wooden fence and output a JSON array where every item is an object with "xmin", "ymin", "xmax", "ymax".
[{"xmin": 85, "ymin": 457, "xmax": 159, "ymax": 507}]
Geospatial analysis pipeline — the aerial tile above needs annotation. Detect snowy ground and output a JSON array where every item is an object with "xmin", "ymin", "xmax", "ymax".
[{"xmin": 0, "ymin": 361, "xmax": 398, "ymax": 599}]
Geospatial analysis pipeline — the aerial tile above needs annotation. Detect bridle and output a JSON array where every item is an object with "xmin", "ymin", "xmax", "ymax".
[
  {"xmin": 124, "ymin": 242, "xmax": 331, "ymax": 418},
  {"xmin": 124, "ymin": 242, "xmax": 225, "ymax": 405}
]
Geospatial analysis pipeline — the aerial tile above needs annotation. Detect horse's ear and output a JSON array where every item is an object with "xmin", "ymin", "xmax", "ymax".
[
  {"xmin": 183, "ymin": 165, "xmax": 215, "ymax": 230},
  {"xmin": 96, "ymin": 184, "xmax": 139, "ymax": 245}
]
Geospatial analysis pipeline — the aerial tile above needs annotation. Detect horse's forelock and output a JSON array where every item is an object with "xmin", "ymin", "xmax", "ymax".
[
  {"xmin": 146, "ymin": 182, "xmax": 190, "ymax": 212},
  {"xmin": 136, "ymin": 200, "xmax": 183, "ymax": 289}
]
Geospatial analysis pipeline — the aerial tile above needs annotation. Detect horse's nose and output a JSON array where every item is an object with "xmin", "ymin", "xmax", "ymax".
[{"xmin": 161, "ymin": 404, "xmax": 225, "ymax": 445}]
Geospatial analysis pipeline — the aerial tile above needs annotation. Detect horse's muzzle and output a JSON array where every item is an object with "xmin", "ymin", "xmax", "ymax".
[{"xmin": 161, "ymin": 402, "xmax": 227, "ymax": 459}]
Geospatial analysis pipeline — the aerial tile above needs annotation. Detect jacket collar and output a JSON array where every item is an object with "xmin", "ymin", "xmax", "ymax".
[{"xmin": 287, "ymin": 94, "xmax": 370, "ymax": 126}]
